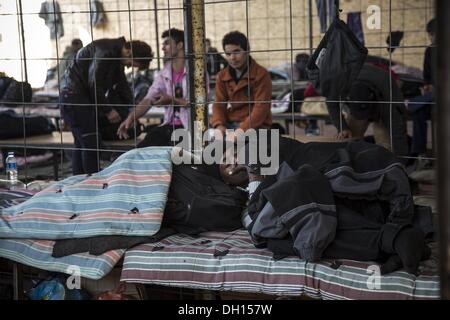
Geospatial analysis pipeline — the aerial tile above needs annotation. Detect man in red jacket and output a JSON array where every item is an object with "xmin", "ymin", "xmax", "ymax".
[{"xmin": 211, "ymin": 31, "xmax": 272, "ymax": 138}]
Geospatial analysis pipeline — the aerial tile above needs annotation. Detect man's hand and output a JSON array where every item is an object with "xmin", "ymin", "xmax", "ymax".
[
  {"xmin": 422, "ymin": 84, "xmax": 434, "ymax": 95},
  {"xmin": 153, "ymin": 92, "xmax": 174, "ymax": 106},
  {"xmin": 106, "ymin": 109, "xmax": 121, "ymax": 124},
  {"xmin": 117, "ymin": 117, "xmax": 135, "ymax": 139},
  {"xmin": 336, "ymin": 129, "xmax": 353, "ymax": 140},
  {"xmin": 215, "ymin": 125, "xmax": 227, "ymax": 136}
]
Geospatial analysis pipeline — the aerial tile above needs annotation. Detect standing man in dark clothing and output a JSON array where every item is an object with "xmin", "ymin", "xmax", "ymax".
[
  {"xmin": 60, "ymin": 37, "xmax": 152, "ymax": 175},
  {"xmin": 331, "ymin": 63, "xmax": 409, "ymax": 160},
  {"xmin": 406, "ymin": 18, "xmax": 436, "ymax": 163}
]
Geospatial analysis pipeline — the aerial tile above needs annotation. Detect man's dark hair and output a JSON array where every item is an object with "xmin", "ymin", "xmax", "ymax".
[
  {"xmin": 71, "ymin": 39, "xmax": 83, "ymax": 50},
  {"xmin": 222, "ymin": 31, "xmax": 249, "ymax": 52},
  {"xmin": 124, "ymin": 40, "xmax": 154, "ymax": 69},
  {"xmin": 295, "ymin": 53, "xmax": 310, "ymax": 64},
  {"xmin": 426, "ymin": 18, "xmax": 436, "ymax": 35},
  {"xmin": 162, "ymin": 28, "xmax": 185, "ymax": 45}
]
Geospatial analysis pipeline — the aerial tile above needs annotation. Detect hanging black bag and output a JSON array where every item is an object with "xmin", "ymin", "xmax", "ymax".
[{"xmin": 306, "ymin": 18, "xmax": 368, "ymax": 100}]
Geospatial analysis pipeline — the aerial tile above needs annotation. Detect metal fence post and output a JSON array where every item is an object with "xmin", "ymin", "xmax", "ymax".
[
  {"xmin": 184, "ymin": 0, "xmax": 207, "ymax": 152},
  {"xmin": 436, "ymin": 0, "xmax": 450, "ymax": 300}
]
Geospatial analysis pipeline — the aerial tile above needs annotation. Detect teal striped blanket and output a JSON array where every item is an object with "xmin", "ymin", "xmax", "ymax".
[{"xmin": 0, "ymin": 147, "xmax": 173, "ymax": 239}]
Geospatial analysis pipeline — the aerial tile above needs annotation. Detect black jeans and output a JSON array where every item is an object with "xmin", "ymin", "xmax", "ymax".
[
  {"xmin": 137, "ymin": 124, "xmax": 184, "ymax": 148},
  {"xmin": 410, "ymin": 92, "xmax": 434, "ymax": 155},
  {"xmin": 323, "ymin": 202, "xmax": 406, "ymax": 261},
  {"xmin": 61, "ymin": 91, "xmax": 100, "ymax": 175}
]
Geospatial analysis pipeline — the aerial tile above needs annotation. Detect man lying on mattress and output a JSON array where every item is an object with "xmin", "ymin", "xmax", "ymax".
[
  {"xmin": 226, "ymin": 135, "xmax": 431, "ymax": 276},
  {"xmin": 54, "ymin": 135, "xmax": 431, "ymax": 276}
]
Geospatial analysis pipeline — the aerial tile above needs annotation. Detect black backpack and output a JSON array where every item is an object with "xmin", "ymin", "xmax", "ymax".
[
  {"xmin": 0, "ymin": 77, "xmax": 32, "ymax": 107},
  {"xmin": 163, "ymin": 164, "xmax": 248, "ymax": 234},
  {"xmin": 0, "ymin": 110, "xmax": 55, "ymax": 139}
]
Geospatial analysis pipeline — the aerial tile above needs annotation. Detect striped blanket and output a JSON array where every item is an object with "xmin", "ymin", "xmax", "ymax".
[
  {"xmin": 0, "ymin": 189, "xmax": 124, "ymax": 279},
  {"xmin": 0, "ymin": 239, "xmax": 124, "ymax": 280},
  {"xmin": 121, "ymin": 230, "xmax": 440, "ymax": 300},
  {"xmin": 0, "ymin": 147, "xmax": 173, "ymax": 239}
]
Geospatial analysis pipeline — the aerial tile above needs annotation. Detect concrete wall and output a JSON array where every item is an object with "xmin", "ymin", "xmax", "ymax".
[{"xmin": 0, "ymin": 0, "xmax": 435, "ymax": 86}]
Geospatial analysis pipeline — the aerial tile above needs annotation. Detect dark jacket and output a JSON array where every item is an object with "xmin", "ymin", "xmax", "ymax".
[
  {"xmin": 423, "ymin": 45, "xmax": 436, "ymax": 86},
  {"xmin": 327, "ymin": 63, "xmax": 409, "ymax": 158},
  {"xmin": 246, "ymin": 137, "xmax": 413, "ymax": 262},
  {"xmin": 327, "ymin": 63, "xmax": 405, "ymax": 129},
  {"xmin": 60, "ymin": 37, "xmax": 132, "ymax": 114}
]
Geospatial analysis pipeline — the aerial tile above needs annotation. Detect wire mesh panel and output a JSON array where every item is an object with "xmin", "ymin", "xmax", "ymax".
[{"xmin": 0, "ymin": 0, "xmax": 445, "ymax": 297}]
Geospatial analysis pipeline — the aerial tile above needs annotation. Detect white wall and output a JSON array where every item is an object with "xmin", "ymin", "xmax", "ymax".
[{"xmin": 0, "ymin": 0, "xmax": 52, "ymax": 88}]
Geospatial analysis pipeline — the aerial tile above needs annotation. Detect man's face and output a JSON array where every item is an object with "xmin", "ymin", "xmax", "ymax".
[
  {"xmin": 162, "ymin": 37, "xmax": 182, "ymax": 59},
  {"xmin": 122, "ymin": 48, "xmax": 143, "ymax": 68},
  {"xmin": 219, "ymin": 147, "xmax": 248, "ymax": 186},
  {"xmin": 224, "ymin": 44, "xmax": 248, "ymax": 71},
  {"xmin": 428, "ymin": 32, "xmax": 435, "ymax": 45}
]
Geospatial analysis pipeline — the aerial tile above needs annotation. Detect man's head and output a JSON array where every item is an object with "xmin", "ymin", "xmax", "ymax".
[
  {"xmin": 222, "ymin": 31, "xmax": 249, "ymax": 72},
  {"xmin": 122, "ymin": 40, "xmax": 153, "ymax": 69},
  {"xmin": 295, "ymin": 53, "xmax": 310, "ymax": 79},
  {"xmin": 162, "ymin": 28, "xmax": 185, "ymax": 60},
  {"xmin": 426, "ymin": 18, "xmax": 436, "ymax": 44},
  {"xmin": 205, "ymin": 38, "xmax": 211, "ymax": 52},
  {"xmin": 346, "ymin": 81, "xmax": 376, "ymax": 120},
  {"xmin": 71, "ymin": 39, "xmax": 83, "ymax": 52}
]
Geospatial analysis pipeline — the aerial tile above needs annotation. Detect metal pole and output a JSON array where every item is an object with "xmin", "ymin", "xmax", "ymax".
[
  {"xmin": 153, "ymin": 0, "xmax": 161, "ymax": 70},
  {"xmin": 17, "ymin": 0, "xmax": 28, "ymax": 83},
  {"xmin": 308, "ymin": 0, "xmax": 313, "ymax": 55},
  {"xmin": 436, "ymin": 0, "xmax": 450, "ymax": 300},
  {"xmin": 184, "ymin": 0, "xmax": 207, "ymax": 150}
]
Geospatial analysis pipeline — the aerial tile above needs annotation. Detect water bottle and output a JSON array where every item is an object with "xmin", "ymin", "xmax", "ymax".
[{"xmin": 5, "ymin": 152, "xmax": 18, "ymax": 184}]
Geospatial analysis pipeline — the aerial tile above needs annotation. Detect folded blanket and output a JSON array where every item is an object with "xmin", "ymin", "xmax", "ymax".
[{"xmin": 0, "ymin": 147, "xmax": 173, "ymax": 239}]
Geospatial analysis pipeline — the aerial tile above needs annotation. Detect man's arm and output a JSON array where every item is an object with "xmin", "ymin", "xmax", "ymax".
[
  {"xmin": 239, "ymin": 72, "xmax": 272, "ymax": 131},
  {"xmin": 116, "ymin": 73, "xmax": 166, "ymax": 139},
  {"xmin": 326, "ymin": 101, "xmax": 350, "ymax": 134}
]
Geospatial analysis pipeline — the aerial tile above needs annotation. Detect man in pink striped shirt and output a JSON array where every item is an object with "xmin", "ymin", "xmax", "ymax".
[{"xmin": 117, "ymin": 28, "xmax": 193, "ymax": 147}]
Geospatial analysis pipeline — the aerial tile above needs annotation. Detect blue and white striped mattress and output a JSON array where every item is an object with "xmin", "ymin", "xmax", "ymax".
[
  {"xmin": 0, "ymin": 189, "xmax": 124, "ymax": 279},
  {"xmin": 0, "ymin": 147, "xmax": 173, "ymax": 280},
  {"xmin": 0, "ymin": 147, "xmax": 173, "ymax": 239}
]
